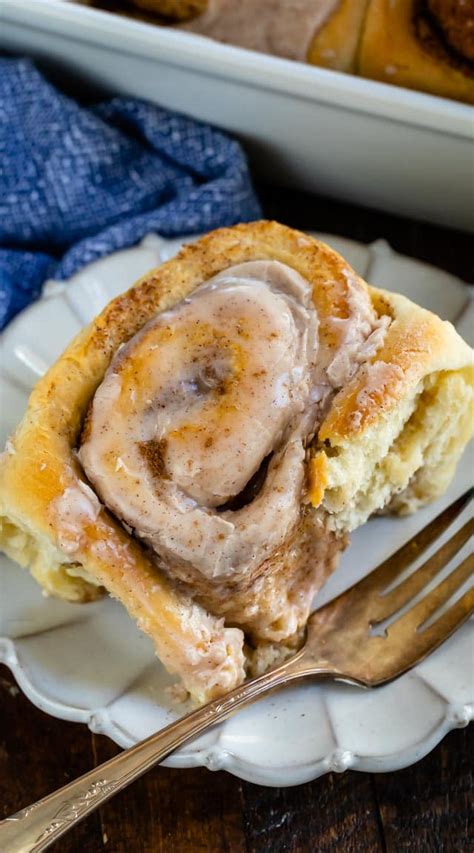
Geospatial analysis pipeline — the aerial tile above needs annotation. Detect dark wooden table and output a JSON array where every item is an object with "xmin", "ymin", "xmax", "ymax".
[{"xmin": 1, "ymin": 186, "xmax": 472, "ymax": 852}]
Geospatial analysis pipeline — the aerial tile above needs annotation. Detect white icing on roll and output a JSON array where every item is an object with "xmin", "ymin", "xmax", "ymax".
[{"xmin": 79, "ymin": 260, "xmax": 388, "ymax": 587}]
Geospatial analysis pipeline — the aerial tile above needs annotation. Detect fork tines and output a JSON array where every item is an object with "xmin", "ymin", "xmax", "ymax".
[{"xmin": 365, "ymin": 489, "xmax": 473, "ymax": 636}]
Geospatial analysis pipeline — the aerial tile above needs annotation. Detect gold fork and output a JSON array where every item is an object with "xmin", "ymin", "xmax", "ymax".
[{"xmin": 1, "ymin": 490, "xmax": 472, "ymax": 853}]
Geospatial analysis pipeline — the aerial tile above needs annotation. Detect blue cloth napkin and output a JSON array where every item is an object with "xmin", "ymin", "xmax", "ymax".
[{"xmin": 0, "ymin": 58, "xmax": 261, "ymax": 329}]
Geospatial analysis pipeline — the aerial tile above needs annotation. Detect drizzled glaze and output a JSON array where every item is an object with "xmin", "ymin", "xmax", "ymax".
[
  {"xmin": 80, "ymin": 261, "xmax": 318, "ymax": 579},
  {"xmin": 178, "ymin": 0, "xmax": 339, "ymax": 62},
  {"xmin": 79, "ymin": 260, "xmax": 389, "ymax": 590}
]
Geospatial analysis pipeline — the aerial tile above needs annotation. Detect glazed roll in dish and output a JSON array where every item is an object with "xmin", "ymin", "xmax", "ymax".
[
  {"xmin": 358, "ymin": 0, "xmax": 474, "ymax": 104},
  {"xmin": 178, "ymin": 0, "xmax": 370, "ymax": 70},
  {"xmin": 1, "ymin": 222, "xmax": 473, "ymax": 702},
  {"xmin": 124, "ymin": 0, "xmax": 474, "ymax": 102},
  {"xmin": 126, "ymin": 0, "xmax": 370, "ymax": 70}
]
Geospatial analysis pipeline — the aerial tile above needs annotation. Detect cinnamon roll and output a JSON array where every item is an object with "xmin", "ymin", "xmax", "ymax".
[
  {"xmin": 1, "ymin": 222, "xmax": 473, "ymax": 702},
  {"xmin": 120, "ymin": 0, "xmax": 473, "ymax": 102},
  {"xmin": 122, "ymin": 0, "xmax": 370, "ymax": 70},
  {"xmin": 177, "ymin": 0, "xmax": 366, "ymax": 68},
  {"xmin": 358, "ymin": 0, "xmax": 474, "ymax": 103}
]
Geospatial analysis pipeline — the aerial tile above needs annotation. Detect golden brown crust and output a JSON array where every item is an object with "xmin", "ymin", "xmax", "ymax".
[
  {"xmin": 320, "ymin": 286, "xmax": 473, "ymax": 441},
  {"xmin": 91, "ymin": 0, "xmax": 473, "ymax": 103},
  {"xmin": 358, "ymin": 0, "xmax": 474, "ymax": 103},
  {"xmin": 307, "ymin": 0, "xmax": 370, "ymax": 72}
]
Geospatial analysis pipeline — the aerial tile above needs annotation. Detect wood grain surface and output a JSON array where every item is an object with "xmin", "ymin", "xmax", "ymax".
[{"xmin": 1, "ymin": 186, "xmax": 472, "ymax": 852}]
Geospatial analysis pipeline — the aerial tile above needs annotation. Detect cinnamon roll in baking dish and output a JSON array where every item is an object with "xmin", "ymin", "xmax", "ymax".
[
  {"xmin": 120, "ymin": 0, "xmax": 474, "ymax": 102},
  {"xmin": 358, "ymin": 0, "xmax": 474, "ymax": 104},
  {"xmin": 1, "ymin": 222, "xmax": 473, "ymax": 701},
  {"xmin": 125, "ymin": 0, "xmax": 370, "ymax": 71}
]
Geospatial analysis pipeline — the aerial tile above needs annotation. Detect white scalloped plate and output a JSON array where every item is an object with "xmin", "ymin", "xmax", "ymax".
[{"xmin": 0, "ymin": 233, "xmax": 472, "ymax": 787}]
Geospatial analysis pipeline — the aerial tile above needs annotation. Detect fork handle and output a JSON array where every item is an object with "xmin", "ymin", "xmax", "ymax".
[{"xmin": 0, "ymin": 654, "xmax": 313, "ymax": 853}]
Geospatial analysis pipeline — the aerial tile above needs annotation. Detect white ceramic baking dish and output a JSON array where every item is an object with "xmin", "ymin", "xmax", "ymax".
[{"xmin": 1, "ymin": 0, "xmax": 473, "ymax": 231}]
